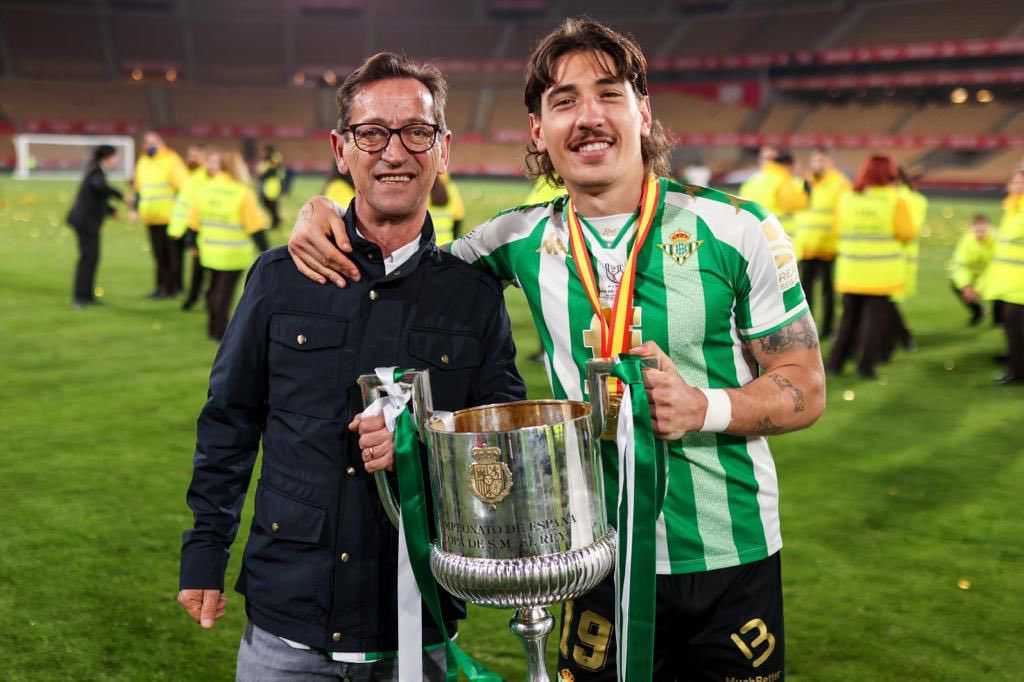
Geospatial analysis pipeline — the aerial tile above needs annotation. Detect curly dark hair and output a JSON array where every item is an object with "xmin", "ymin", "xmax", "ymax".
[{"xmin": 522, "ymin": 17, "xmax": 672, "ymax": 186}]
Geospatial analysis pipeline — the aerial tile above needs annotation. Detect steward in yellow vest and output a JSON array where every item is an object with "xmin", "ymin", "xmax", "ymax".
[
  {"xmin": 827, "ymin": 155, "xmax": 916, "ymax": 379},
  {"xmin": 984, "ymin": 170, "xmax": 1024, "ymax": 383},
  {"xmin": 257, "ymin": 145, "xmax": 289, "ymax": 230},
  {"xmin": 895, "ymin": 182, "xmax": 928, "ymax": 300},
  {"xmin": 169, "ymin": 148, "xmax": 213, "ymax": 310},
  {"xmin": 186, "ymin": 150, "xmax": 269, "ymax": 340},
  {"xmin": 133, "ymin": 131, "xmax": 189, "ymax": 298},
  {"xmin": 524, "ymin": 174, "xmax": 567, "ymax": 205},
  {"xmin": 426, "ymin": 172, "xmax": 465, "ymax": 244},
  {"xmin": 323, "ymin": 169, "xmax": 355, "ymax": 210},
  {"xmin": 739, "ymin": 154, "xmax": 807, "ymax": 241},
  {"xmin": 794, "ymin": 149, "xmax": 850, "ymax": 337},
  {"xmin": 949, "ymin": 214, "xmax": 996, "ymax": 326},
  {"xmin": 835, "ymin": 186, "xmax": 915, "ymax": 295}
]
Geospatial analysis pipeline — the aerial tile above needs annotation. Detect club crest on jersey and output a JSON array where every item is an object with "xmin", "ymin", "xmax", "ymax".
[
  {"xmin": 604, "ymin": 263, "xmax": 623, "ymax": 284},
  {"xmin": 657, "ymin": 230, "xmax": 703, "ymax": 266}
]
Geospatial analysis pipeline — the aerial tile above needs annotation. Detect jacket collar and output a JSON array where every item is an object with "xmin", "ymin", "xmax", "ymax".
[{"xmin": 343, "ymin": 200, "xmax": 439, "ymax": 282}]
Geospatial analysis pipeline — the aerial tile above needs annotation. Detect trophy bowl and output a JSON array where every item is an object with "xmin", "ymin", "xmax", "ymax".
[{"xmin": 426, "ymin": 400, "xmax": 616, "ymax": 608}]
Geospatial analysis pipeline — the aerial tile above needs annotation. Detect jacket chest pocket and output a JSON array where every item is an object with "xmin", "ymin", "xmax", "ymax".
[
  {"xmin": 407, "ymin": 328, "xmax": 481, "ymax": 406},
  {"xmin": 268, "ymin": 313, "xmax": 347, "ymax": 419}
]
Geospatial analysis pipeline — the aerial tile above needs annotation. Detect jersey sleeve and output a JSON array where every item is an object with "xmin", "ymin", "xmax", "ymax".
[
  {"xmin": 735, "ymin": 213, "xmax": 808, "ymax": 340},
  {"xmin": 446, "ymin": 209, "xmax": 539, "ymax": 283}
]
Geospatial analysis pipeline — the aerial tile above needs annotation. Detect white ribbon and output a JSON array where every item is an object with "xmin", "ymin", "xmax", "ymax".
[
  {"xmin": 359, "ymin": 367, "xmax": 421, "ymax": 681},
  {"xmin": 614, "ymin": 383, "xmax": 636, "ymax": 682}
]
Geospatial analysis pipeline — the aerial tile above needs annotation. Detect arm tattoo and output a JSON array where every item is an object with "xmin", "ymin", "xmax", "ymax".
[
  {"xmin": 755, "ymin": 314, "xmax": 819, "ymax": 355},
  {"xmin": 753, "ymin": 416, "xmax": 783, "ymax": 436},
  {"xmin": 299, "ymin": 201, "xmax": 315, "ymax": 223},
  {"xmin": 768, "ymin": 372, "xmax": 805, "ymax": 414}
]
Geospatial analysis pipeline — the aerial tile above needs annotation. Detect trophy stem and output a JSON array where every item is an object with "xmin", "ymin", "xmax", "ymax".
[{"xmin": 509, "ymin": 606, "xmax": 555, "ymax": 682}]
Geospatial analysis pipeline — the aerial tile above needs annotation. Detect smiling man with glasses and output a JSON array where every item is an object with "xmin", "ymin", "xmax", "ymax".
[{"xmin": 177, "ymin": 52, "xmax": 526, "ymax": 680}]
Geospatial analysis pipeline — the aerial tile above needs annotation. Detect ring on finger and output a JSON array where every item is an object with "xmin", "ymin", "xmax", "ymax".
[{"xmin": 367, "ymin": 446, "xmax": 374, "ymax": 458}]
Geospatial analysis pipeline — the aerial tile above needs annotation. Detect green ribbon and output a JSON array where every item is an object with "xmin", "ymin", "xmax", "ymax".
[
  {"xmin": 610, "ymin": 354, "xmax": 667, "ymax": 682},
  {"xmin": 393, "ymin": 404, "xmax": 504, "ymax": 681}
]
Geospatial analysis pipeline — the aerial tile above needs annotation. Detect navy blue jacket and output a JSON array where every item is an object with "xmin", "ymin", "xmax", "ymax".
[{"xmin": 180, "ymin": 211, "xmax": 525, "ymax": 653}]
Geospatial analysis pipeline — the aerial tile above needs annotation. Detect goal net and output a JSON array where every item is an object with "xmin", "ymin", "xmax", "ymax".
[{"xmin": 14, "ymin": 134, "xmax": 135, "ymax": 181}]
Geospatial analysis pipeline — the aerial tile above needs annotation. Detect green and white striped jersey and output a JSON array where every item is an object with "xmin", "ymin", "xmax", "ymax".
[{"xmin": 449, "ymin": 177, "xmax": 808, "ymax": 574}]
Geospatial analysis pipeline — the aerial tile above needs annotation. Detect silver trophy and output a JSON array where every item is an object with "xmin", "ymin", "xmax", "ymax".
[{"xmin": 359, "ymin": 359, "xmax": 652, "ymax": 681}]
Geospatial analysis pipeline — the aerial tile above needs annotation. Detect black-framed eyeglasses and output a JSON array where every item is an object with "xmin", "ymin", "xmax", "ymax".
[{"xmin": 345, "ymin": 123, "xmax": 441, "ymax": 153}]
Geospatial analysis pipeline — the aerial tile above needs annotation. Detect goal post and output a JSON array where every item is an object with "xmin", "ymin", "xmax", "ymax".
[{"xmin": 13, "ymin": 133, "xmax": 135, "ymax": 181}]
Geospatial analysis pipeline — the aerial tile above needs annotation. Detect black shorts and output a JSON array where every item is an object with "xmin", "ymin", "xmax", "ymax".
[{"xmin": 556, "ymin": 553, "xmax": 784, "ymax": 682}]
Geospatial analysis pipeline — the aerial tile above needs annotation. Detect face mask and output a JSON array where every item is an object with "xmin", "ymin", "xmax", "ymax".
[{"xmin": 146, "ymin": 146, "xmax": 158, "ymax": 157}]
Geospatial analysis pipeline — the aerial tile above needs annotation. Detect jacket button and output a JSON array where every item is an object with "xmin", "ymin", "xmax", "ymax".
[
  {"xmin": 369, "ymin": 290, "xmax": 378, "ymax": 301},
  {"xmin": 339, "ymin": 552, "xmax": 350, "ymax": 562},
  {"xmin": 440, "ymin": 354, "xmax": 450, "ymax": 365},
  {"xmin": 346, "ymin": 466, "xmax": 357, "ymax": 476},
  {"xmin": 332, "ymin": 632, "xmax": 342, "ymax": 642},
  {"xmin": 296, "ymin": 334, "xmax": 307, "ymax": 345},
  {"xmin": 271, "ymin": 522, "xmax": 280, "ymax": 533}
]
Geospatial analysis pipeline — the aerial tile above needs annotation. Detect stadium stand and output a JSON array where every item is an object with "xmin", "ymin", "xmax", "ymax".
[
  {"xmin": 797, "ymin": 103, "xmax": 911, "ymax": 135},
  {"xmin": 1, "ymin": 7, "xmax": 108, "ymax": 79},
  {"xmin": 1, "ymin": 0, "xmax": 1021, "ymax": 187},
  {"xmin": 0, "ymin": 78, "xmax": 150, "ymax": 126},
  {"xmin": 831, "ymin": 0, "xmax": 1022, "ymax": 48}
]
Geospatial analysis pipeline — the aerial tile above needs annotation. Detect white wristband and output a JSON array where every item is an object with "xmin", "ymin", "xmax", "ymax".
[{"xmin": 698, "ymin": 388, "xmax": 732, "ymax": 433}]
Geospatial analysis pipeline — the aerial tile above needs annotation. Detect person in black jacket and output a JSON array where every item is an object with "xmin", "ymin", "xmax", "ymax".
[
  {"xmin": 66, "ymin": 145, "xmax": 123, "ymax": 307},
  {"xmin": 178, "ymin": 53, "xmax": 526, "ymax": 681}
]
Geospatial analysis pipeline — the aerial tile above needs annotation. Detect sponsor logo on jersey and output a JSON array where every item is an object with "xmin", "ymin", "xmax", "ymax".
[
  {"xmin": 657, "ymin": 230, "xmax": 703, "ymax": 266},
  {"xmin": 537, "ymin": 235, "xmax": 569, "ymax": 256}
]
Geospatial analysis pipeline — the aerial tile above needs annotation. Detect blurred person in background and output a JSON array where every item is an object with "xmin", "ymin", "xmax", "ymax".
[
  {"xmin": 983, "ymin": 168, "xmax": 1024, "ymax": 384},
  {"xmin": 886, "ymin": 167, "xmax": 929, "ymax": 356},
  {"xmin": 257, "ymin": 144, "xmax": 289, "ymax": 230},
  {"xmin": 132, "ymin": 131, "xmax": 188, "ymax": 299},
  {"xmin": 949, "ymin": 214, "xmax": 996, "ymax": 326},
  {"xmin": 827, "ymin": 154, "xmax": 917, "ymax": 379},
  {"xmin": 426, "ymin": 171, "xmax": 464, "ymax": 244},
  {"xmin": 524, "ymin": 172, "xmax": 567, "ymax": 205},
  {"xmin": 322, "ymin": 165, "xmax": 355, "ymax": 208},
  {"xmin": 168, "ymin": 144, "xmax": 211, "ymax": 311},
  {"xmin": 184, "ymin": 149, "xmax": 269, "ymax": 341},
  {"xmin": 178, "ymin": 53, "xmax": 525, "ymax": 680},
  {"xmin": 795, "ymin": 148, "xmax": 850, "ymax": 338},
  {"xmin": 739, "ymin": 147, "xmax": 807, "ymax": 240},
  {"xmin": 66, "ymin": 144, "xmax": 124, "ymax": 308}
]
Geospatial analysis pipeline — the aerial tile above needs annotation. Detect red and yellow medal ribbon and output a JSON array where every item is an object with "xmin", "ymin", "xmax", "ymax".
[{"xmin": 566, "ymin": 175, "xmax": 660, "ymax": 359}]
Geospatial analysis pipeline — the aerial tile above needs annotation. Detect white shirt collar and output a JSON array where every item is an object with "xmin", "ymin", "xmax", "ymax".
[{"xmin": 356, "ymin": 229, "xmax": 421, "ymax": 276}]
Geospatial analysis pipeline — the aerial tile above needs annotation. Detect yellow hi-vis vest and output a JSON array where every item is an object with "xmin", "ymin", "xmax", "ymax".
[
  {"xmin": 191, "ymin": 173, "xmax": 265, "ymax": 272},
  {"xmin": 135, "ymin": 148, "xmax": 187, "ymax": 225},
  {"xmin": 325, "ymin": 178, "xmax": 355, "ymax": 209},
  {"xmin": 427, "ymin": 173, "xmax": 465, "ymax": 244},
  {"xmin": 949, "ymin": 230, "xmax": 995, "ymax": 290},
  {"xmin": 893, "ymin": 187, "xmax": 928, "ymax": 300},
  {"xmin": 795, "ymin": 168, "xmax": 850, "ymax": 261},
  {"xmin": 984, "ymin": 195, "xmax": 1024, "ymax": 305},
  {"xmin": 835, "ymin": 186, "xmax": 908, "ymax": 296},
  {"xmin": 525, "ymin": 176, "xmax": 567, "ymax": 205},
  {"xmin": 739, "ymin": 162, "xmax": 807, "ymax": 242},
  {"xmin": 167, "ymin": 168, "xmax": 209, "ymax": 239}
]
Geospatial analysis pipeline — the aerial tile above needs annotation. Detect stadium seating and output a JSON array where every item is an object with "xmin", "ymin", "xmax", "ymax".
[
  {"xmin": 832, "ymin": 0, "xmax": 1020, "ymax": 47},
  {"xmin": 654, "ymin": 91, "xmax": 751, "ymax": 134},
  {"xmin": 109, "ymin": 13, "xmax": 186, "ymax": 67},
  {"xmin": 742, "ymin": 10, "xmax": 844, "ymax": 52},
  {"xmin": 190, "ymin": 20, "xmax": 286, "ymax": 85},
  {"xmin": 1, "ymin": 7, "xmax": 108, "ymax": 79},
  {"xmin": 898, "ymin": 103, "xmax": 1015, "ymax": 135},
  {"xmin": 0, "ymin": 78, "xmax": 150, "ymax": 126},
  {"xmin": 758, "ymin": 103, "xmax": 812, "ymax": 134},
  {"xmin": 798, "ymin": 103, "xmax": 909, "ymax": 134},
  {"xmin": 168, "ymin": 85, "xmax": 318, "ymax": 128}
]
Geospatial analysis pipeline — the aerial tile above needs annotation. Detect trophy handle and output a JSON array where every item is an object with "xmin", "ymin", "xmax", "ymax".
[
  {"xmin": 357, "ymin": 369, "xmax": 434, "ymax": 528},
  {"xmin": 586, "ymin": 356, "xmax": 658, "ymax": 439}
]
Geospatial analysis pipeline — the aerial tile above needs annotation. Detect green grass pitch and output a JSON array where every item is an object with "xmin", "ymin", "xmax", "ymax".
[{"xmin": 0, "ymin": 175, "xmax": 1020, "ymax": 681}]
